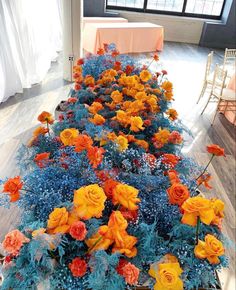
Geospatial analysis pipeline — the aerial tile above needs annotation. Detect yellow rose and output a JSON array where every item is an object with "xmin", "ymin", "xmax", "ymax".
[
  {"xmin": 73, "ymin": 184, "xmax": 107, "ymax": 220},
  {"xmin": 130, "ymin": 116, "xmax": 144, "ymax": 132},
  {"xmin": 115, "ymin": 136, "xmax": 129, "ymax": 151},
  {"xmin": 47, "ymin": 207, "xmax": 70, "ymax": 234},
  {"xmin": 149, "ymin": 255, "xmax": 183, "ymax": 290},
  {"xmin": 60, "ymin": 128, "xmax": 79, "ymax": 146},
  {"xmin": 140, "ymin": 70, "xmax": 152, "ymax": 82},
  {"xmin": 116, "ymin": 110, "xmax": 130, "ymax": 127},
  {"xmin": 113, "ymin": 184, "xmax": 140, "ymax": 211},
  {"xmin": 194, "ymin": 234, "xmax": 224, "ymax": 264},
  {"xmin": 181, "ymin": 196, "xmax": 215, "ymax": 226}
]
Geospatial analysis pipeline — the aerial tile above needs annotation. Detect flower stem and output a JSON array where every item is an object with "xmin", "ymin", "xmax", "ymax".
[
  {"xmin": 46, "ymin": 121, "xmax": 51, "ymax": 136},
  {"xmin": 195, "ymin": 217, "xmax": 200, "ymax": 245},
  {"xmin": 195, "ymin": 154, "xmax": 214, "ymax": 182},
  {"xmin": 88, "ymin": 236, "xmax": 103, "ymax": 253}
]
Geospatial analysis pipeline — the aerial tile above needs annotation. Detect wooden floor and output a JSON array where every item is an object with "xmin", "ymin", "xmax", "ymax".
[{"xmin": 0, "ymin": 42, "xmax": 235, "ymax": 289}]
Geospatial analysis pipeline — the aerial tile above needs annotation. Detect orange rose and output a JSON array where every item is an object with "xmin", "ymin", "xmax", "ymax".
[
  {"xmin": 37, "ymin": 111, "xmax": 54, "ymax": 124},
  {"xmin": 73, "ymin": 184, "xmax": 107, "ymax": 220},
  {"xmin": 89, "ymin": 114, "xmax": 105, "ymax": 125},
  {"xmin": 3, "ymin": 176, "xmax": 23, "ymax": 202},
  {"xmin": 103, "ymin": 179, "xmax": 119, "ymax": 198},
  {"xmin": 161, "ymin": 81, "xmax": 173, "ymax": 91},
  {"xmin": 207, "ymin": 144, "xmax": 225, "ymax": 156},
  {"xmin": 211, "ymin": 198, "xmax": 224, "ymax": 227},
  {"xmin": 47, "ymin": 207, "xmax": 70, "ymax": 234},
  {"xmin": 60, "ymin": 128, "xmax": 79, "ymax": 146},
  {"xmin": 86, "ymin": 227, "xmax": 113, "ymax": 253},
  {"xmin": 113, "ymin": 184, "xmax": 140, "ymax": 211},
  {"xmin": 152, "ymin": 128, "xmax": 170, "ymax": 149},
  {"xmin": 167, "ymin": 183, "xmax": 190, "ymax": 206},
  {"xmin": 194, "ymin": 234, "xmax": 224, "ymax": 264},
  {"xmin": 112, "ymin": 233, "xmax": 137, "ymax": 258},
  {"xmin": 140, "ymin": 70, "xmax": 152, "ymax": 82},
  {"xmin": 74, "ymin": 134, "xmax": 93, "ymax": 152},
  {"xmin": 2, "ymin": 229, "xmax": 30, "ymax": 256},
  {"xmin": 108, "ymin": 211, "xmax": 128, "ymax": 244},
  {"xmin": 181, "ymin": 196, "xmax": 215, "ymax": 226},
  {"xmin": 88, "ymin": 102, "xmax": 104, "ymax": 114},
  {"xmin": 149, "ymin": 255, "xmax": 183, "ymax": 290},
  {"xmin": 87, "ymin": 146, "xmax": 105, "ymax": 168}
]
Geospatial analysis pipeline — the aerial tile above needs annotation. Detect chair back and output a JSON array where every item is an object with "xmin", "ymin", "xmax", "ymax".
[
  {"xmin": 211, "ymin": 64, "xmax": 227, "ymax": 98},
  {"xmin": 223, "ymin": 48, "xmax": 236, "ymax": 68},
  {"xmin": 204, "ymin": 51, "xmax": 214, "ymax": 79}
]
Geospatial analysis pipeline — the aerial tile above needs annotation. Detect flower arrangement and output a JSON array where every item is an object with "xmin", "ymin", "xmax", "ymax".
[{"xmin": 0, "ymin": 44, "xmax": 230, "ymax": 290}]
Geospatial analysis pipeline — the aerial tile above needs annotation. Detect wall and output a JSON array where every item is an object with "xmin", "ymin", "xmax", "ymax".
[
  {"xmin": 116, "ymin": 11, "xmax": 204, "ymax": 44},
  {"xmin": 200, "ymin": 0, "xmax": 236, "ymax": 48}
]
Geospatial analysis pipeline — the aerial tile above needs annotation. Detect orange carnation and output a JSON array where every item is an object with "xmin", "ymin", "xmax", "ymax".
[
  {"xmin": 3, "ymin": 176, "xmax": 23, "ymax": 202},
  {"xmin": 167, "ymin": 183, "xmax": 190, "ymax": 206},
  {"xmin": 207, "ymin": 144, "xmax": 225, "ymax": 156},
  {"xmin": 194, "ymin": 234, "xmax": 224, "ymax": 264},
  {"xmin": 167, "ymin": 170, "xmax": 180, "ymax": 184},
  {"xmin": 37, "ymin": 111, "xmax": 54, "ymax": 124},
  {"xmin": 74, "ymin": 134, "xmax": 93, "ymax": 152},
  {"xmin": 69, "ymin": 257, "xmax": 87, "ymax": 277},
  {"xmin": 2, "ymin": 229, "xmax": 30, "ymax": 256},
  {"xmin": 47, "ymin": 207, "xmax": 70, "ymax": 234},
  {"xmin": 140, "ymin": 70, "xmax": 152, "ymax": 82},
  {"xmin": 87, "ymin": 146, "xmax": 105, "ymax": 168},
  {"xmin": 33, "ymin": 126, "xmax": 49, "ymax": 137},
  {"xmin": 122, "ymin": 262, "xmax": 140, "ymax": 285},
  {"xmin": 181, "ymin": 196, "xmax": 215, "ymax": 226},
  {"xmin": 69, "ymin": 221, "xmax": 87, "ymax": 241}
]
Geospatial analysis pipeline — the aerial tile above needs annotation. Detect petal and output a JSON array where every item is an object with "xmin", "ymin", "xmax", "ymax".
[
  {"xmin": 199, "ymin": 209, "xmax": 215, "ymax": 225},
  {"xmin": 194, "ymin": 241, "xmax": 207, "ymax": 259},
  {"xmin": 207, "ymin": 255, "xmax": 220, "ymax": 264},
  {"xmin": 181, "ymin": 213, "xmax": 198, "ymax": 226}
]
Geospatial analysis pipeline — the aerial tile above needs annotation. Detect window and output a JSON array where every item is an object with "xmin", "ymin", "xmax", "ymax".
[{"xmin": 106, "ymin": 0, "xmax": 226, "ymax": 19}]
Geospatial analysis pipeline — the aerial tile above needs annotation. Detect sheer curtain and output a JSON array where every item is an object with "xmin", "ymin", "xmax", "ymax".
[{"xmin": 0, "ymin": 0, "xmax": 62, "ymax": 103}]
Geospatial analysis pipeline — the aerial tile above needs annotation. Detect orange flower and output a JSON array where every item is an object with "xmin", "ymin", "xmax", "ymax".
[
  {"xmin": 130, "ymin": 116, "xmax": 144, "ymax": 132},
  {"xmin": 97, "ymin": 48, "xmax": 105, "ymax": 55},
  {"xmin": 88, "ymin": 102, "xmax": 104, "ymax": 114},
  {"xmin": 69, "ymin": 257, "xmax": 87, "ymax": 277},
  {"xmin": 47, "ymin": 207, "xmax": 70, "ymax": 234},
  {"xmin": 38, "ymin": 111, "xmax": 54, "ymax": 125},
  {"xmin": 113, "ymin": 184, "xmax": 140, "ymax": 211},
  {"xmin": 2, "ymin": 229, "xmax": 30, "ymax": 256},
  {"xmin": 207, "ymin": 144, "xmax": 225, "ymax": 156},
  {"xmin": 152, "ymin": 128, "xmax": 170, "ymax": 149},
  {"xmin": 32, "ymin": 228, "xmax": 46, "ymax": 237},
  {"xmin": 84, "ymin": 75, "xmax": 95, "ymax": 86},
  {"xmin": 167, "ymin": 183, "xmax": 190, "ymax": 206},
  {"xmin": 3, "ymin": 176, "xmax": 23, "ymax": 202},
  {"xmin": 167, "ymin": 170, "xmax": 180, "ymax": 184},
  {"xmin": 116, "ymin": 110, "xmax": 130, "ymax": 127},
  {"xmin": 76, "ymin": 58, "xmax": 84, "ymax": 65},
  {"xmin": 122, "ymin": 262, "xmax": 140, "ymax": 285},
  {"xmin": 69, "ymin": 221, "xmax": 87, "ymax": 241},
  {"xmin": 33, "ymin": 126, "xmax": 49, "ymax": 137},
  {"xmin": 111, "ymin": 90, "xmax": 123, "ymax": 103},
  {"xmin": 115, "ymin": 135, "xmax": 129, "ymax": 152},
  {"xmin": 34, "ymin": 152, "xmax": 50, "ymax": 168},
  {"xmin": 149, "ymin": 255, "xmax": 183, "ymax": 290},
  {"xmin": 73, "ymin": 184, "xmax": 107, "ymax": 219},
  {"xmin": 181, "ymin": 196, "xmax": 215, "ymax": 226},
  {"xmin": 162, "ymin": 153, "xmax": 180, "ymax": 168},
  {"xmin": 74, "ymin": 134, "xmax": 93, "ymax": 152},
  {"xmin": 103, "ymin": 179, "xmax": 119, "ymax": 198},
  {"xmin": 166, "ymin": 108, "xmax": 178, "ymax": 121},
  {"xmin": 153, "ymin": 53, "xmax": 159, "ymax": 61},
  {"xmin": 161, "ymin": 81, "xmax": 173, "ymax": 91},
  {"xmin": 168, "ymin": 131, "xmax": 183, "ymax": 144},
  {"xmin": 135, "ymin": 139, "xmax": 149, "ymax": 151},
  {"xmin": 60, "ymin": 128, "xmax": 79, "ymax": 146},
  {"xmin": 112, "ymin": 232, "xmax": 137, "ymax": 258},
  {"xmin": 111, "ymin": 50, "xmax": 119, "ymax": 58},
  {"xmin": 86, "ymin": 227, "xmax": 113, "ymax": 253},
  {"xmin": 211, "ymin": 198, "xmax": 225, "ymax": 227},
  {"xmin": 89, "ymin": 114, "xmax": 105, "ymax": 125},
  {"xmin": 107, "ymin": 132, "xmax": 117, "ymax": 141},
  {"xmin": 197, "ymin": 173, "xmax": 212, "ymax": 189},
  {"xmin": 87, "ymin": 146, "xmax": 105, "ymax": 168},
  {"xmin": 140, "ymin": 70, "xmax": 152, "ymax": 82},
  {"xmin": 194, "ymin": 234, "xmax": 224, "ymax": 264},
  {"xmin": 114, "ymin": 61, "xmax": 122, "ymax": 71}
]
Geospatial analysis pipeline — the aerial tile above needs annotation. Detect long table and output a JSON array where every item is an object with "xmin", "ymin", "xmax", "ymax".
[{"xmin": 83, "ymin": 22, "xmax": 164, "ymax": 54}]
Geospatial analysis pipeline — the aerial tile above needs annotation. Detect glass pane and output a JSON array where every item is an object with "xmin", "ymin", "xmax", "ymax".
[
  {"xmin": 107, "ymin": 0, "xmax": 145, "ymax": 8},
  {"xmin": 185, "ymin": 0, "xmax": 224, "ymax": 15},
  {"xmin": 146, "ymin": 0, "xmax": 184, "ymax": 12}
]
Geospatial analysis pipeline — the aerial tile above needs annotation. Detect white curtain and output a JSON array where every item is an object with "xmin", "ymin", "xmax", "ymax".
[{"xmin": 0, "ymin": 0, "xmax": 62, "ymax": 103}]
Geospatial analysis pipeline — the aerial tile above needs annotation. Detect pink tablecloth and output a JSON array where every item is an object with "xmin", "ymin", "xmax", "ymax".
[
  {"xmin": 83, "ymin": 22, "xmax": 164, "ymax": 54},
  {"xmin": 83, "ymin": 17, "xmax": 128, "ymax": 29},
  {"xmin": 219, "ymin": 73, "xmax": 236, "ymax": 125}
]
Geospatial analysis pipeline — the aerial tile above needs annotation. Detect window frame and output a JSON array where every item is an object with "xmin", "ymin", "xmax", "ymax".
[{"xmin": 105, "ymin": 0, "xmax": 226, "ymax": 20}]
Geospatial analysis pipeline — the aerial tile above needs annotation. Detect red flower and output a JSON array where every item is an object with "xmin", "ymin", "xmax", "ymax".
[
  {"xmin": 68, "ymin": 97, "xmax": 77, "ymax": 104},
  {"xmin": 103, "ymin": 179, "xmax": 119, "ymax": 199},
  {"xmin": 120, "ymin": 207, "xmax": 138, "ymax": 222},
  {"xmin": 97, "ymin": 48, "xmax": 105, "ymax": 55},
  {"xmin": 197, "ymin": 173, "xmax": 212, "ymax": 189},
  {"xmin": 143, "ymin": 119, "xmax": 151, "ymax": 126},
  {"xmin": 3, "ymin": 176, "xmax": 23, "ymax": 202},
  {"xmin": 34, "ymin": 152, "xmax": 51, "ymax": 168},
  {"xmin": 103, "ymin": 43, "xmax": 109, "ymax": 52},
  {"xmin": 114, "ymin": 61, "xmax": 122, "ymax": 71},
  {"xmin": 153, "ymin": 53, "xmax": 159, "ymax": 61},
  {"xmin": 75, "ymin": 84, "xmax": 81, "ymax": 91},
  {"xmin": 117, "ymin": 259, "xmax": 129, "ymax": 275},
  {"xmin": 87, "ymin": 146, "xmax": 105, "ymax": 168},
  {"xmin": 111, "ymin": 50, "xmax": 119, "ymax": 58},
  {"xmin": 162, "ymin": 154, "xmax": 180, "ymax": 168},
  {"xmin": 77, "ymin": 58, "xmax": 84, "ymax": 65},
  {"xmin": 125, "ymin": 65, "xmax": 134, "ymax": 75},
  {"xmin": 69, "ymin": 221, "xmax": 87, "ymax": 241},
  {"xmin": 168, "ymin": 131, "xmax": 183, "ymax": 144},
  {"xmin": 161, "ymin": 69, "xmax": 168, "ymax": 75},
  {"xmin": 207, "ymin": 144, "xmax": 225, "ymax": 156},
  {"xmin": 69, "ymin": 257, "xmax": 87, "ymax": 277}
]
